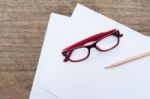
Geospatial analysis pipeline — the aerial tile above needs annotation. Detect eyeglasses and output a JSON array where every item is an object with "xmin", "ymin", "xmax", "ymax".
[{"xmin": 62, "ymin": 29, "xmax": 123, "ymax": 62}]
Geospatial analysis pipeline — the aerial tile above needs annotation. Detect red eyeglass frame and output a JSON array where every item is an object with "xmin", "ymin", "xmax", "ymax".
[{"xmin": 62, "ymin": 29, "xmax": 123, "ymax": 62}]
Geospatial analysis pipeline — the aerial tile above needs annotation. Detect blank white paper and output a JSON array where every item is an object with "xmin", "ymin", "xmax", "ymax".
[{"xmin": 38, "ymin": 4, "xmax": 150, "ymax": 99}]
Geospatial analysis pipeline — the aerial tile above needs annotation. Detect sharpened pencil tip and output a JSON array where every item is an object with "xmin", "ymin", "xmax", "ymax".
[{"xmin": 104, "ymin": 67, "xmax": 109, "ymax": 69}]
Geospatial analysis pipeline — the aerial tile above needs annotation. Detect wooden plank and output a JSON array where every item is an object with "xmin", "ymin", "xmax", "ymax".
[{"xmin": 0, "ymin": 71, "xmax": 34, "ymax": 99}]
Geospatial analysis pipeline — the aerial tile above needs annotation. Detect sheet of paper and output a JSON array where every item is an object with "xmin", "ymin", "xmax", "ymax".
[
  {"xmin": 37, "ymin": 4, "xmax": 150, "ymax": 99},
  {"xmin": 29, "ymin": 13, "xmax": 70, "ymax": 99},
  {"xmin": 72, "ymin": 4, "xmax": 150, "ymax": 40}
]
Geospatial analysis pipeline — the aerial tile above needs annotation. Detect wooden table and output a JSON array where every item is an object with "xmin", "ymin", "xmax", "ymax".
[{"xmin": 0, "ymin": 0, "xmax": 149, "ymax": 99}]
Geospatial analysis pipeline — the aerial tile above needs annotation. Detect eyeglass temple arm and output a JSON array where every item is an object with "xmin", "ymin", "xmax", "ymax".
[
  {"xmin": 63, "ymin": 51, "xmax": 73, "ymax": 62},
  {"xmin": 63, "ymin": 29, "xmax": 122, "ymax": 62},
  {"xmin": 63, "ymin": 29, "xmax": 119, "ymax": 51}
]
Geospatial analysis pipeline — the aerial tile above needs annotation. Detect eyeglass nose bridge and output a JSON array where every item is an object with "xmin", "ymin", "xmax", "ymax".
[{"xmin": 86, "ymin": 42, "xmax": 97, "ymax": 49}]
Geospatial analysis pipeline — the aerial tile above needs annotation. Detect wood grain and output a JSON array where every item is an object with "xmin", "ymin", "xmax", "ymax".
[{"xmin": 0, "ymin": 0, "xmax": 149, "ymax": 99}]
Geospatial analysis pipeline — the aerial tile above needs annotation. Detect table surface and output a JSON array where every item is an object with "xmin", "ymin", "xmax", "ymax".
[{"xmin": 0, "ymin": 0, "xmax": 150, "ymax": 99}]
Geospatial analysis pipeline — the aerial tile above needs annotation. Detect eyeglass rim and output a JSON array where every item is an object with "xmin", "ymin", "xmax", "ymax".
[
  {"xmin": 63, "ymin": 46, "xmax": 91, "ymax": 62},
  {"xmin": 95, "ymin": 33, "xmax": 120, "ymax": 51}
]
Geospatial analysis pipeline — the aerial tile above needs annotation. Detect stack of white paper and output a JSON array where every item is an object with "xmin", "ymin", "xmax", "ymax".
[{"xmin": 29, "ymin": 4, "xmax": 150, "ymax": 99}]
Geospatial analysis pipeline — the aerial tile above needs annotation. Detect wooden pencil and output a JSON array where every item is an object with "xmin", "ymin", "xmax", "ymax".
[{"xmin": 105, "ymin": 51, "xmax": 150, "ymax": 69}]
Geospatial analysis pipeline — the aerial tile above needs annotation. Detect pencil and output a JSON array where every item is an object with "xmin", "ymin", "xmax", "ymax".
[{"xmin": 105, "ymin": 51, "xmax": 150, "ymax": 69}]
